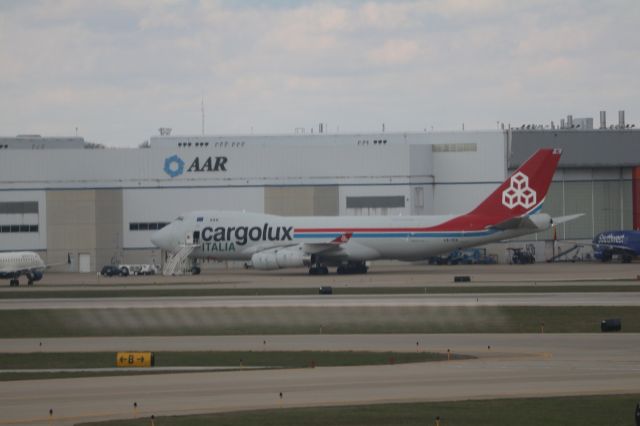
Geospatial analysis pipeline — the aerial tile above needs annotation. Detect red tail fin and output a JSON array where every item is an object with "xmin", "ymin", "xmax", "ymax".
[{"xmin": 469, "ymin": 148, "xmax": 562, "ymax": 219}]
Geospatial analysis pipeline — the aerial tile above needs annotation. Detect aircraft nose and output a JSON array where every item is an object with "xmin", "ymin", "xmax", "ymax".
[{"xmin": 151, "ymin": 225, "xmax": 173, "ymax": 250}]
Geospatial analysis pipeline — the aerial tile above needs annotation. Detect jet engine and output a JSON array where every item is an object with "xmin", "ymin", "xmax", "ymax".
[
  {"xmin": 251, "ymin": 247, "xmax": 311, "ymax": 270},
  {"xmin": 28, "ymin": 271, "xmax": 44, "ymax": 282}
]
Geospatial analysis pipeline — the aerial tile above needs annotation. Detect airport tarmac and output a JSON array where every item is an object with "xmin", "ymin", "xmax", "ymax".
[
  {"xmin": 1, "ymin": 334, "xmax": 640, "ymax": 425},
  {"xmin": 1, "ymin": 263, "xmax": 640, "ymax": 425},
  {"xmin": 2, "ymin": 292, "xmax": 640, "ymax": 310},
  {"xmin": 6, "ymin": 262, "xmax": 640, "ymax": 290}
]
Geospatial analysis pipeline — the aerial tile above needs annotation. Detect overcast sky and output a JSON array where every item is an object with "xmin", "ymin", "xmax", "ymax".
[{"xmin": 1, "ymin": 0, "xmax": 638, "ymax": 147}]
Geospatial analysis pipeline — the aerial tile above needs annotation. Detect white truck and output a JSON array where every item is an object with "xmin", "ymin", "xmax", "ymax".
[{"xmin": 117, "ymin": 263, "xmax": 159, "ymax": 276}]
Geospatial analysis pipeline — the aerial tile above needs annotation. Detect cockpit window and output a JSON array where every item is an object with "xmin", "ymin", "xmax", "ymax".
[{"xmin": 175, "ymin": 216, "xmax": 184, "ymax": 221}]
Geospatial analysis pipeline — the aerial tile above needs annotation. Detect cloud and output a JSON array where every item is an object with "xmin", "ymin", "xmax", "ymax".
[
  {"xmin": 368, "ymin": 39, "xmax": 422, "ymax": 65},
  {"xmin": 0, "ymin": 0, "xmax": 638, "ymax": 146}
]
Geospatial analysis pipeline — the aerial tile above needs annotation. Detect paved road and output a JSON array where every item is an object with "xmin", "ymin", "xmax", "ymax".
[
  {"xmin": 1, "ymin": 334, "xmax": 640, "ymax": 425},
  {"xmin": 2, "ymin": 262, "xmax": 639, "ymax": 291},
  {"xmin": 2, "ymin": 292, "xmax": 640, "ymax": 310}
]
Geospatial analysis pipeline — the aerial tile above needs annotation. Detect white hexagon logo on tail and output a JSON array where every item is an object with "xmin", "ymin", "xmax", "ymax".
[{"xmin": 502, "ymin": 172, "xmax": 537, "ymax": 209}]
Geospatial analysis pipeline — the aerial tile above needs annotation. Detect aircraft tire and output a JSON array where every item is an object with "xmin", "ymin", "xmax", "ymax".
[{"xmin": 321, "ymin": 266, "xmax": 329, "ymax": 274}]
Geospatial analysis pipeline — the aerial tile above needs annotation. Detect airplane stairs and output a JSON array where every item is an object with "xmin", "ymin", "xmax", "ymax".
[
  {"xmin": 547, "ymin": 244, "xmax": 580, "ymax": 262},
  {"xmin": 162, "ymin": 244, "xmax": 197, "ymax": 276}
]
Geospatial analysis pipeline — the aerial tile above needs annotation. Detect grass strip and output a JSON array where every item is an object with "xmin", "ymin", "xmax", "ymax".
[
  {"xmin": 0, "ymin": 306, "xmax": 638, "ymax": 338},
  {"xmin": 77, "ymin": 394, "xmax": 640, "ymax": 426},
  {"xmin": 0, "ymin": 350, "xmax": 454, "ymax": 381},
  {"xmin": 2, "ymin": 285, "xmax": 640, "ymax": 299}
]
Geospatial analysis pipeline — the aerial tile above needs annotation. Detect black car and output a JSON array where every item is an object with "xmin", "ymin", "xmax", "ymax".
[{"xmin": 100, "ymin": 265, "xmax": 121, "ymax": 277}]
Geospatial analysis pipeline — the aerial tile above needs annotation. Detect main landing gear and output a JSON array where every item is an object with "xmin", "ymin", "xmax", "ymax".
[
  {"xmin": 308, "ymin": 263, "xmax": 329, "ymax": 275},
  {"xmin": 336, "ymin": 261, "xmax": 368, "ymax": 275},
  {"xmin": 8, "ymin": 275, "xmax": 34, "ymax": 287},
  {"xmin": 308, "ymin": 261, "xmax": 369, "ymax": 275}
]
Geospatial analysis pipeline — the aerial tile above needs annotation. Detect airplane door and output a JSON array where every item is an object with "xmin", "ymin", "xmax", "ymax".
[{"xmin": 193, "ymin": 230, "xmax": 200, "ymax": 244}]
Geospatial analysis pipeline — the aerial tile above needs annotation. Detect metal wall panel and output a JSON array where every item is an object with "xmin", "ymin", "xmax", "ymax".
[
  {"xmin": 593, "ymin": 181, "xmax": 623, "ymax": 232},
  {"xmin": 0, "ymin": 144, "xmax": 426, "ymax": 190},
  {"xmin": 510, "ymin": 130, "xmax": 640, "ymax": 168},
  {"xmin": 264, "ymin": 187, "xmax": 315, "ymax": 216},
  {"xmin": 312, "ymin": 186, "xmax": 339, "ymax": 216},
  {"xmin": 563, "ymin": 182, "xmax": 593, "ymax": 239},
  {"xmin": 46, "ymin": 190, "xmax": 96, "ymax": 271}
]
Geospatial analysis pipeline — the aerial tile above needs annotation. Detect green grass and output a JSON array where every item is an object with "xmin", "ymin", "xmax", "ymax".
[
  {"xmin": 0, "ymin": 306, "xmax": 638, "ymax": 338},
  {"xmin": 2, "ymin": 285, "xmax": 640, "ymax": 299},
  {"xmin": 0, "ymin": 350, "xmax": 450, "ymax": 369},
  {"xmin": 77, "ymin": 394, "xmax": 640, "ymax": 426},
  {"xmin": 0, "ymin": 350, "xmax": 455, "ymax": 381}
]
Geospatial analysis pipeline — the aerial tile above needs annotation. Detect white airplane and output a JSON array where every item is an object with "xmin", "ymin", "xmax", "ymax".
[
  {"xmin": 0, "ymin": 251, "xmax": 46, "ymax": 286},
  {"xmin": 152, "ymin": 148, "xmax": 580, "ymax": 275}
]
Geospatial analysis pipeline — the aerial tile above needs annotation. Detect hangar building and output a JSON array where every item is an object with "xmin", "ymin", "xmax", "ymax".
[{"xmin": 1, "ymin": 115, "xmax": 639, "ymax": 271}]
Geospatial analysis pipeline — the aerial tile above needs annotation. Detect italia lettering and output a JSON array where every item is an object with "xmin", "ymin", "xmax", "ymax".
[
  {"xmin": 202, "ymin": 242, "xmax": 236, "ymax": 252},
  {"xmin": 201, "ymin": 223, "xmax": 293, "ymax": 245},
  {"xmin": 187, "ymin": 156, "xmax": 228, "ymax": 172}
]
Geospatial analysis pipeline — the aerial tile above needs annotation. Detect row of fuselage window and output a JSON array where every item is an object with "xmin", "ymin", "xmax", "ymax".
[
  {"xmin": 0, "ymin": 255, "xmax": 38, "ymax": 264},
  {"xmin": 0, "ymin": 225, "xmax": 38, "ymax": 233}
]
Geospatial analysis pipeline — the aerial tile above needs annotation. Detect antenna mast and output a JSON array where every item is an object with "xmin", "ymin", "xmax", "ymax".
[{"xmin": 201, "ymin": 96, "xmax": 205, "ymax": 135}]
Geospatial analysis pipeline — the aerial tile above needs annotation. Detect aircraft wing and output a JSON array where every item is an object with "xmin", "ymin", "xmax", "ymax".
[
  {"xmin": 491, "ymin": 216, "xmax": 541, "ymax": 230},
  {"xmin": 242, "ymin": 232, "xmax": 353, "ymax": 257},
  {"xmin": 490, "ymin": 213, "xmax": 584, "ymax": 232},
  {"xmin": 303, "ymin": 232, "xmax": 353, "ymax": 254},
  {"xmin": 551, "ymin": 213, "xmax": 585, "ymax": 226},
  {"xmin": 45, "ymin": 261, "xmax": 70, "ymax": 270}
]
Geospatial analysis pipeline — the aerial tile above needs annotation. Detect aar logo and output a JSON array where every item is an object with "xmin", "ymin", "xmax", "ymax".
[
  {"xmin": 502, "ymin": 172, "xmax": 536, "ymax": 209},
  {"xmin": 163, "ymin": 155, "xmax": 185, "ymax": 178},
  {"xmin": 163, "ymin": 155, "xmax": 228, "ymax": 178}
]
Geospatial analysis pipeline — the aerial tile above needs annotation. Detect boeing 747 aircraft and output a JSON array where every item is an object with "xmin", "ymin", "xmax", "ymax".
[
  {"xmin": 152, "ymin": 148, "xmax": 578, "ymax": 274},
  {"xmin": 0, "ymin": 252, "xmax": 46, "ymax": 286}
]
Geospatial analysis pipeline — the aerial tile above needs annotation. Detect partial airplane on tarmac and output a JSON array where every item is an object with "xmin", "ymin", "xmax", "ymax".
[
  {"xmin": 0, "ymin": 251, "xmax": 46, "ymax": 286},
  {"xmin": 592, "ymin": 230, "xmax": 640, "ymax": 263},
  {"xmin": 152, "ymin": 148, "xmax": 581, "ymax": 275}
]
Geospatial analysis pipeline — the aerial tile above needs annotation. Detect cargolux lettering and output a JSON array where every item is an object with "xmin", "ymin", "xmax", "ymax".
[{"xmin": 201, "ymin": 223, "xmax": 293, "ymax": 245}]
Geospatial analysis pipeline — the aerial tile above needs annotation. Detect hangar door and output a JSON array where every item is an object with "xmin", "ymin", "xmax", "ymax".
[
  {"xmin": 265, "ymin": 186, "xmax": 338, "ymax": 216},
  {"xmin": 78, "ymin": 253, "xmax": 91, "ymax": 273}
]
